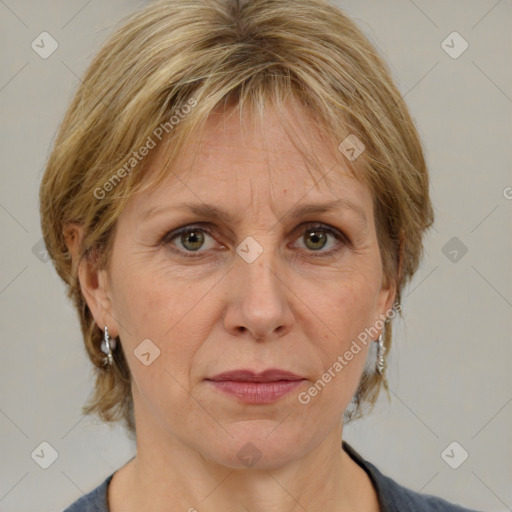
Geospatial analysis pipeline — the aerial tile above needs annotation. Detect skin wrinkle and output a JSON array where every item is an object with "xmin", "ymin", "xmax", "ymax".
[{"xmin": 80, "ymin": 103, "xmax": 392, "ymax": 512}]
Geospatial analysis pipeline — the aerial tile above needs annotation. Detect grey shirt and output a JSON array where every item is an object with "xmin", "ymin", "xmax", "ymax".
[{"xmin": 62, "ymin": 441, "xmax": 482, "ymax": 511}]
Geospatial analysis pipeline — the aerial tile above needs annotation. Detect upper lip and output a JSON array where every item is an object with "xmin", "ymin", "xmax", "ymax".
[{"xmin": 206, "ymin": 369, "xmax": 305, "ymax": 382}]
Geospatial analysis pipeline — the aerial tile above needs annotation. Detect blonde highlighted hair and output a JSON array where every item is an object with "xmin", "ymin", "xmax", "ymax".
[{"xmin": 39, "ymin": 0, "xmax": 434, "ymax": 437}]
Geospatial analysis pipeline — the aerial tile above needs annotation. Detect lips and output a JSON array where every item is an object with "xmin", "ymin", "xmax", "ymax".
[
  {"xmin": 205, "ymin": 369, "xmax": 306, "ymax": 404},
  {"xmin": 206, "ymin": 369, "xmax": 304, "ymax": 383}
]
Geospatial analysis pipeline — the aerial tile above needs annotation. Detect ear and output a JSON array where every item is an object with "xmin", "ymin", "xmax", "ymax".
[
  {"xmin": 63, "ymin": 223, "xmax": 119, "ymax": 338},
  {"xmin": 374, "ymin": 228, "xmax": 405, "ymax": 327},
  {"xmin": 375, "ymin": 280, "xmax": 396, "ymax": 327}
]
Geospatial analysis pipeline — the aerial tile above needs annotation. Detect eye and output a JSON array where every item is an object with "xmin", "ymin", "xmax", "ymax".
[
  {"xmin": 161, "ymin": 224, "xmax": 219, "ymax": 257},
  {"xmin": 161, "ymin": 222, "xmax": 349, "ymax": 259},
  {"xmin": 291, "ymin": 223, "xmax": 348, "ymax": 256}
]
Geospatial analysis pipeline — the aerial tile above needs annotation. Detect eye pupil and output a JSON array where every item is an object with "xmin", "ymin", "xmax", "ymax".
[
  {"xmin": 181, "ymin": 231, "xmax": 204, "ymax": 251},
  {"xmin": 305, "ymin": 230, "xmax": 327, "ymax": 250}
]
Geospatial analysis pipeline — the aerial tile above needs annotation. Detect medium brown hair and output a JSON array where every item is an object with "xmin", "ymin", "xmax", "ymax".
[{"xmin": 39, "ymin": 0, "xmax": 434, "ymax": 437}]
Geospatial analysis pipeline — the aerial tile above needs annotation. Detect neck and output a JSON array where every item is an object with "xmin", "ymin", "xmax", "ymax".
[{"xmin": 109, "ymin": 422, "xmax": 379, "ymax": 512}]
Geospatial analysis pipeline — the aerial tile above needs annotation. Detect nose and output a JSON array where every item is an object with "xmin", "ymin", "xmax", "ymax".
[{"xmin": 223, "ymin": 245, "xmax": 294, "ymax": 342}]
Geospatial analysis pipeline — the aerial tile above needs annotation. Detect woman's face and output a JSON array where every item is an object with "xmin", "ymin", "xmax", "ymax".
[{"xmin": 89, "ymin": 103, "xmax": 395, "ymax": 469}]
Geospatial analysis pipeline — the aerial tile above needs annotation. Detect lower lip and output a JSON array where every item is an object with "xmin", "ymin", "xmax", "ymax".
[{"xmin": 206, "ymin": 380, "xmax": 306, "ymax": 404}]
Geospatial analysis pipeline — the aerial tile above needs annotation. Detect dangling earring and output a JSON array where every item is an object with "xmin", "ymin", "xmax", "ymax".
[
  {"xmin": 375, "ymin": 333, "xmax": 386, "ymax": 375},
  {"xmin": 100, "ymin": 325, "xmax": 117, "ymax": 367}
]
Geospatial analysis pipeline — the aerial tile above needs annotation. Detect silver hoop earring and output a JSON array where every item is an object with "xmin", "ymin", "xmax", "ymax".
[
  {"xmin": 100, "ymin": 325, "xmax": 117, "ymax": 367},
  {"xmin": 376, "ymin": 333, "xmax": 386, "ymax": 375}
]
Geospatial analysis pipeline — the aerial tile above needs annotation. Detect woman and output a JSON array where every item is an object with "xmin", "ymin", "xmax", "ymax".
[{"xmin": 39, "ymin": 0, "xmax": 481, "ymax": 510}]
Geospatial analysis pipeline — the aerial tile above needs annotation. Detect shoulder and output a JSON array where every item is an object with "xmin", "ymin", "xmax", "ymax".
[
  {"xmin": 62, "ymin": 472, "xmax": 114, "ymax": 512},
  {"xmin": 342, "ymin": 441, "xmax": 483, "ymax": 512},
  {"xmin": 368, "ymin": 462, "xmax": 482, "ymax": 512}
]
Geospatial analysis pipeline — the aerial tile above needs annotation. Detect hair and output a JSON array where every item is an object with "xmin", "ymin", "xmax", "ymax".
[{"xmin": 39, "ymin": 0, "xmax": 434, "ymax": 438}]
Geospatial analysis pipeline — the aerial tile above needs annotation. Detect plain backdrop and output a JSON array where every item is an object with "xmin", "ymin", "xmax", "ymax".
[{"xmin": 0, "ymin": 1, "xmax": 511, "ymax": 511}]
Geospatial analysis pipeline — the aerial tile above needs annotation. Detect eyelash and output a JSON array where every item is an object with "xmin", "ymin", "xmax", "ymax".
[{"xmin": 160, "ymin": 223, "xmax": 350, "ymax": 259}]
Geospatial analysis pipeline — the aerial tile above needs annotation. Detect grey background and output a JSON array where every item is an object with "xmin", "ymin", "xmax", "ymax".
[{"xmin": 0, "ymin": 1, "xmax": 511, "ymax": 511}]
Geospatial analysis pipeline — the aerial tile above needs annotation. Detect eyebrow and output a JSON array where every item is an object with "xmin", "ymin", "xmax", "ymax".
[{"xmin": 142, "ymin": 199, "xmax": 367, "ymax": 227}]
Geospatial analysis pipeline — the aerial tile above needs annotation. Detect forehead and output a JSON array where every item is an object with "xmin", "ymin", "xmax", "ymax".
[{"xmin": 131, "ymin": 102, "xmax": 373, "ymax": 220}]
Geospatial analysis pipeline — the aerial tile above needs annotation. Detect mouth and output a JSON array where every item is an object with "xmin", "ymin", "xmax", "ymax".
[{"xmin": 205, "ymin": 369, "xmax": 307, "ymax": 404}]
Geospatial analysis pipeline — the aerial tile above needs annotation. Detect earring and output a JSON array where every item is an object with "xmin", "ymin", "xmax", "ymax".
[
  {"xmin": 100, "ymin": 325, "xmax": 117, "ymax": 367},
  {"xmin": 375, "ymin": 333, "xmax": 386, "ymax": 375}
]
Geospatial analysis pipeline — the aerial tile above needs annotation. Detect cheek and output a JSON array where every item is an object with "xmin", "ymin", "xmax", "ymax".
[
  {"xmin": 109, "ymin": 256, "xmax": 218, "ymax": 370},
  {"xmin": 111, "ymin": 267, "xmax": 211, "ymax": 421},
  {"xmin": 296, "ymin": 285, "xmax": 375, "ymax": 419},
  {"xmin": 110, "ymin": 244, "xmax": 186, "ymax": 326},
  {"xmin": 296, "ymin": 272, "xmax": 379, "ymax": 402},
  {"xmin": 301, "ymin": 269, "xmax": 381, "ymax": 344},
  {"xmin": 111, "ymin": 268, "xmax": 171, "ymax": 336}
]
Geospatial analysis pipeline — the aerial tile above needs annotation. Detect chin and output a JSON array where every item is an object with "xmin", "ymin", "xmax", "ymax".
[{"xmin": 198, "ymin": 422, "xmax": 312, "ymax": 471}]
